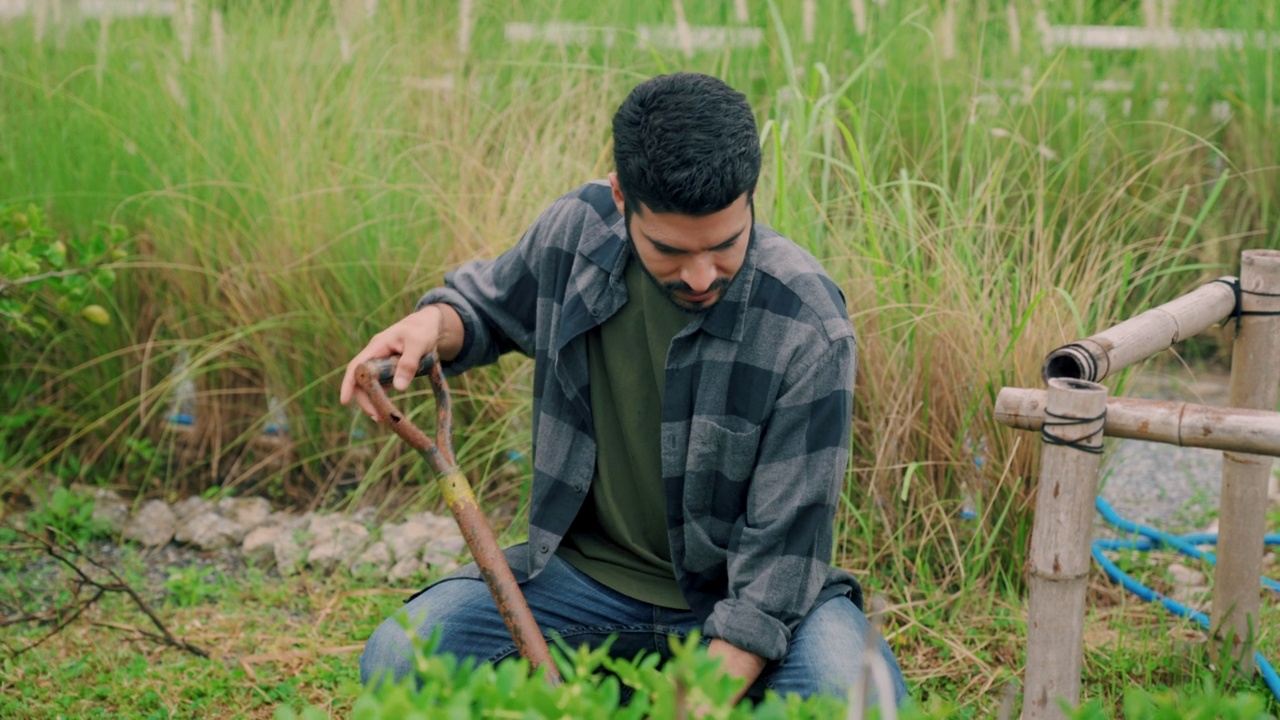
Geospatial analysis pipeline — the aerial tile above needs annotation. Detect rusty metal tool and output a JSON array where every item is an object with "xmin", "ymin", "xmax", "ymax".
[{"xmin": 354, "ymin": 354, "xmax": 561, "ymax": 684}]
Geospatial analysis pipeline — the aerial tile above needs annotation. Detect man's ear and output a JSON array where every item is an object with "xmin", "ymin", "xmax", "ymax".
[{"xmin": 608, "ymin": 172, "xmax": 626, "ymax": 216}]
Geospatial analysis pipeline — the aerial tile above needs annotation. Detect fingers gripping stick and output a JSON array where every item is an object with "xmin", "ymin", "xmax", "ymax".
[{"xmin": 354, "ymin": 355, "xmax": 561, "ymax": 685}]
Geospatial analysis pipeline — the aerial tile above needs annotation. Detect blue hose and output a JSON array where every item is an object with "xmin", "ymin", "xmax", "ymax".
[{"xmin": 1091, "ymin": 496, "xmax": 1280, "ymax": 702}]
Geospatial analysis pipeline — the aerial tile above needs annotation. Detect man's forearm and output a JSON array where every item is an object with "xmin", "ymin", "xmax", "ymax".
[
  {"xmin": 706, "ymin": 638, "xmax": 767, "ymax": 703},
  {"xmin": 425, "ymin": 303, "xmax": 465, "ymax": 362}
]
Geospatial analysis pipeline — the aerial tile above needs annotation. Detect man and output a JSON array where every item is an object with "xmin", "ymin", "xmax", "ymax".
[{"xmin": 341, "ymin": 72, "xmax": 907, "ymax": 705}]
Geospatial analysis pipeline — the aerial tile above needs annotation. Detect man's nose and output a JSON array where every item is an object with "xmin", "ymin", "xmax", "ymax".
[{"xmin": 681, "ymin": 256, "xmax": 716, "ymax": 293}]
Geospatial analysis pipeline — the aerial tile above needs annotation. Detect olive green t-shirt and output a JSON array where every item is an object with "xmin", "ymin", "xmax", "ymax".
[{"xmin": 556, "ymin": 256, "xmax": 693, "ymax": 609}]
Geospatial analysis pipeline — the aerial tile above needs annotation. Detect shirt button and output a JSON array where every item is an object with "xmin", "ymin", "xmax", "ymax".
[
  {"xmin": 573, "ymin": 483, "xmax": 584, "ymax": 493},
  {"xmin": 539, "ymin": 544, "xmax": 549, "ymax": 554}
]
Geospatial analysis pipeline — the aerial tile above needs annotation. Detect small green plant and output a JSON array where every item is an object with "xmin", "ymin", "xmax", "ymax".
[
  {"xmin": 1070, "ymin": 676, "xmax": 1273, "ymax": 719},
  {"xmin": 164, "ymin": 564, "xmax": 226, "ymax": 608},
  {"xmin": 25, "ymin": 486, "xmax": 108, "ymax": 546}
]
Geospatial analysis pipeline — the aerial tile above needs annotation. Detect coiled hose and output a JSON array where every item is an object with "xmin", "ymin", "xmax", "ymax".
[{"xmin": 1091, "ymin": 496, "xmax": 1280, "ymax": 702}]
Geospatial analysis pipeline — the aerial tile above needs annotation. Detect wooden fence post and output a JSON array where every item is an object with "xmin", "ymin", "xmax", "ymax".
[
  {"xmin": 1023, "ymin": 378, "xmax": 1108, "ymax": 720},
  {"xmin": 1211, "ymin": 249, "xmax": 1280, "ymax": 675}
]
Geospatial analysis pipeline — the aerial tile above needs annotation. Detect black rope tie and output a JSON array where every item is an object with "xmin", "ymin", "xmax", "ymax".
[
  {"xmin": 1041, "ymin": 408, "xmax": 1107, "ymax": 455},
  {"xmin": 1213, "ymin": 277, "xmax": 1280, "ymax": 332}
]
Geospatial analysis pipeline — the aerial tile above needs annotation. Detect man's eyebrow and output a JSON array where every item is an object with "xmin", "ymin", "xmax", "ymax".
[{"xmin": 647, "ymin": 223, "xmax": 749, "ymax": 253}]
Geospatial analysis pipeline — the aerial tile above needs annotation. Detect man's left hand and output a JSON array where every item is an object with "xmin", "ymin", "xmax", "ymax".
[{"xmin": 706, "ymin": 638, "xmax": 767, "ymax": 705}]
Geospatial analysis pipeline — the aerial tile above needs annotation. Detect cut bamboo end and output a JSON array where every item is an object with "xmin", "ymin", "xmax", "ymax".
[{"xmin": 1042, "ymin": 276, "xmax": 1238, "ymax": 382}]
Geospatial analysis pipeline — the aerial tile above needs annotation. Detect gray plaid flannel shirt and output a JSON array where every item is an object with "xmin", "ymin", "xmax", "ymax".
[{"xmin": 419, "ymin": 181, "xmax": 862, "ymax": 661}]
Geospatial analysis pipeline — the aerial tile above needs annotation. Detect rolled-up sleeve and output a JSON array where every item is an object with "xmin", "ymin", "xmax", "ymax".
[
  {"xmin": 417, "ymin": 221, "xmax": 547, "ymax": 375},
  {"xmin": 702, "ymin": 336, "xmax": 856, "ymax": 660}
]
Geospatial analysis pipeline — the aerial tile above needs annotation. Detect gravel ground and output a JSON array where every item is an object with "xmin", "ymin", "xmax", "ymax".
[{"xmin": 1096, "ymin": 367, "xmax": 1277, "ymax": 535}]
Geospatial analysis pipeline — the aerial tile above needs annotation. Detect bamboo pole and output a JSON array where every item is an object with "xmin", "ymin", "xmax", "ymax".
[
  {"xmin": 1006, "ymin": 2, "xmax": 1021, "ymax": 56},
  {"xmin": 995, "ymin": 390, "xmax": 1280, "ymax": 457},
  {"xmin": 939, "ymin": 0, "xmax": 957, "ymax": 60},
  {"xmin": 1023, "ymin": 378, "xmax": 1108, "ymax": 720},
  {"xmin": 457, "ymin": 0, "xmax": 475, "ymax": 58},
  {"xmin": 851, "ymin": 0, "xmax": 867, "ymax": 36},
  {"xmin": 672, "ymin": 0, "xmax": 693, "ymax": 59},
  {"xmin": 1212, "ymin": 249, "xmax": 1280, "ymax": 676},
  {"xmin": 1042, "ymin": 277, "xmax": 1238, "ymax": 382}
]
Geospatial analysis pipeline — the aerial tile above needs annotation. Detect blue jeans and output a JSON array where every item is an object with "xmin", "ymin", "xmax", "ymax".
[{"xmin": 360, "ymin": 553, "xmax": 908, "ymax": 704}]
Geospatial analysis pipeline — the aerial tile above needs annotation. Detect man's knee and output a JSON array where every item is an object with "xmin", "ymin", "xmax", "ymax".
[
  {"xmin": 768, "ymin": 597, "xmax": 908, "ymax": 705},
  {"xmin": 358, "ymin": 578, "xmax": 507, "ymax": 686},
  {"xmin": 359, "ymin": 613, "xmax": 421, "ymax": 686}
]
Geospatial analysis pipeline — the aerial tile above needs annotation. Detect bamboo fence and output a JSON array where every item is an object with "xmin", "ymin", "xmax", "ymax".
[{"xmin": 1000, "ymin": 249, "xmax": 1280, "ymax": 720}]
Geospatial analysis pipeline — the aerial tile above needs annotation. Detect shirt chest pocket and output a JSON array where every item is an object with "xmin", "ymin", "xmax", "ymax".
[{"xmin": 684, "ymin": 417, "xmax": 762, "ymax": 522}]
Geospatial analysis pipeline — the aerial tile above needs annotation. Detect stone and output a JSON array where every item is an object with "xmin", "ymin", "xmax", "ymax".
[
  {"xmin": 382, "ymin": 521, "xmax": 431, "ymax": 563},
  {"xmin": 89, "ymin": 487, "xmax": 130, "ymax": 535},
  {"xmin": 1169, "ymin": 584, "xmax": 1210, "ymax": 611},
  {"xmin": 409, "ymin": 511, "xmax": 457, "ymax": 539},
  {"xmin": 1167, "ymin": 562, "xmax": 1206, "ymax": 587},
  {"xmin": 305, "ymin": 520, "xmax": 369, "ymax": 574},
  {"xmin": 306, "ymin": 514, "xmax": 346, "ymax": 545},
  {"xmin": 173, "ymin": 496, "xmax": 213, "ymax": 523},
  {"xmin": 175, "ymin": 510, "xmax": 244, "ymax": 550},
  {"xmin": 388, "ymin": 557, "xmax": 427, "ymax": 583},
  {"xmin": 351, "ymin": 541, "xmax": 391, "ymax": 578},
  {"xmin": 242, "ymin": 525, "xmax": 285, "ymax": 567},
  {"xmin": 423, "ymin": 532, "xmax": 467, "ymax": 570},
  {"xmin": 307, "ymin": 541, "xmax": 345, "ymax": 574},
  {"xmin": 123, "ymin": 500, "xmax": 178, "ymax": 547},
  {"xmin": 275, "ymin": 534, "xmax": 304, "ymax": 576},
  {"xmin": 351, "ymin": 506, "xmax": 378, "ymax": 526},
  {"xmin": 218, "ymin": 496, "xmax": 273, "ymax": 531}
]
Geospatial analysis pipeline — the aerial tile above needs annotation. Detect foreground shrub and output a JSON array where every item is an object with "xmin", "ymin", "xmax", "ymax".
[
  {"xmin": 277, "ymin": 633, "xmax": 908, "ymax": 719},
  {"xmin": 274, "ymin": 632, "xmax": 1275, "ymax": 719}
]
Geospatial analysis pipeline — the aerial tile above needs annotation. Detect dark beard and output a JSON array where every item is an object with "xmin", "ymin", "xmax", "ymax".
[
  {"xmin": 622, "ymin": 205, "xmax": 752, "ymax": 314},
  {"xmin": 639, "ymin": 267, "xmax": 729, "ymax": 314}
]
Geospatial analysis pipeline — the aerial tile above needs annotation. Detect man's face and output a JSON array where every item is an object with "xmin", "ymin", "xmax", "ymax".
[{"xmin": 609, "ymin": 173, "xmax": 752, "ymax": 313}]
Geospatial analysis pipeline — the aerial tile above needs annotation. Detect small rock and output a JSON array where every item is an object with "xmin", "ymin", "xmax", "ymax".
[
  {"xmin": 275, "ymin": 534, "xmax": 304, "ymax": 576},
  {"xmin": 305, "ymin": 520, "xmax": 369, "ymax": 574},
  {"xmin": 242, "ymin": 526, "xmax": 285, "ymax": 567},
  {"xmin": 266, "ymin": 511, "xmax": 309, "ymax": 532},
  {"xmin": 173, "ymin": 496, "xmax": 213, "ymax": 523},
  {"xmin": 351, "ymin": 541, "xmax": 391, "ymax": 577},
  {"xmin": 423, "ymin": 532, "xmax": 467, "ymax": 569},
  {"xmin": 1169, "ymin": 584, "xmax": 1210, "ymax": 611},
  {"xmin": 410, "ymin": 511, "xmax": 458, "ymax": 539},
  {"xmin": 306, "ymin": 514, "xmax": 346, "ymax": 545},
  {"xmin": 307, "ymin": 541, "xmax": 345, "ymax": 574},
  {"xmin": 219, "ymin": 496, "xmax": 273, "ymax": 531},
  {"xmin": 388, "ymin": 557, "xmax": 427, "ymax": 583},
  {"xmin": 382, "ymin": 521, "xmax": 432, "ymax": 563},
  {"xmin": 176, "ymin": 510, "xmax": 244, "ymax": 550},
  {"xmin": 123, "ymin": 500, "xmax": 178, "ymax": 547},
  {"xmin": 1167, "ymin": 563, "xmax": 1206, "ymax": 587},
  {"xmin": 351, "ymin": 506, "xmax": 378, "ymax": 526},
  {"xmin": 89, "ymin": 488, "xmax": 130, "ymax": 535}
]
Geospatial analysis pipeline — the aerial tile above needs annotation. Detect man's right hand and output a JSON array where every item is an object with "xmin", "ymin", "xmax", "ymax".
[{"xmin": 339, "ymin": 304, "xmax": 464, "ymax": 421}]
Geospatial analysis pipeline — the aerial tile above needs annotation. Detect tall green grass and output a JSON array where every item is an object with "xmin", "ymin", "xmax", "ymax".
[{"xmin": 2, "ymin": 0, "xmax": 1277, "ymax": 583}]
